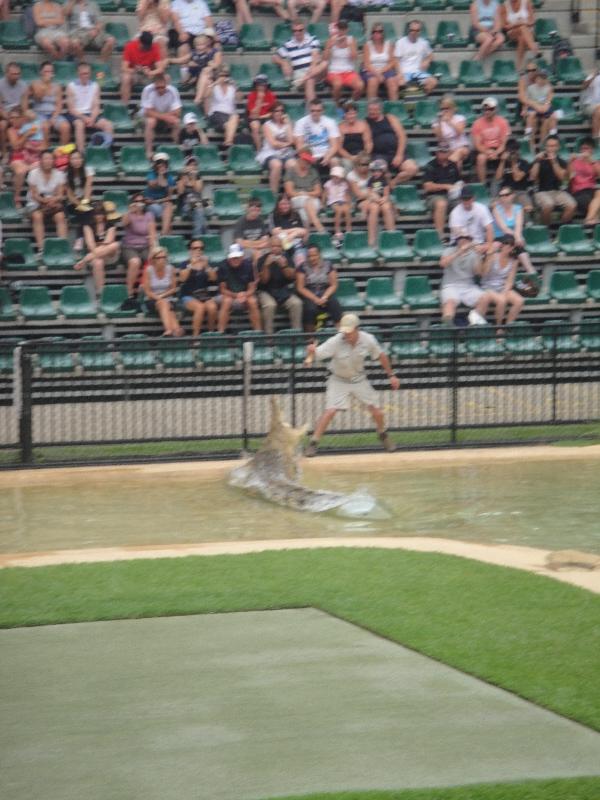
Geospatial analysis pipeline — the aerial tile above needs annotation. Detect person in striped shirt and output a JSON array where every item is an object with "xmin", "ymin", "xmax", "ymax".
[{"xmin": 272, "ymin": 20, "xmax": 327, "ymax": 104}]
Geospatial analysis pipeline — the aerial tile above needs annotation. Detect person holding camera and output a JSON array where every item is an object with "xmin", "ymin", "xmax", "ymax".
[
  {"xmin": 204, "ymin": 64, "xmax": 239, "ymax": 148},
  {"xmin": 144, "ymin": 151, "xmax": 176, "ymax": 234},
  {"xmin": 122, "ymin": 191, "xmax": 157, "ymax": 298},
  {"xmin": 531, "ymin": 135, "xmax": 576, "ymax": 226},
  {"xmin": 177, "ymin": 155, "xmax": 206, "ymax": 238},
  {"xmin": 439, "ymin": 228, "xmax": 490, "ymax": 326},
  {"xmin": 257, "ymin": 235, "xmax": 303, "ymax": 334},
  {"xmin": 179, "ymin": 240, "xmax": 218, "ymax": 336},
  {"xmin": 494, "ymin": 137, "xmax": 533, "ymax": 214},
  {"xmin": 478, "ymin": 235, "xmax": 524, "ymax": 329}
]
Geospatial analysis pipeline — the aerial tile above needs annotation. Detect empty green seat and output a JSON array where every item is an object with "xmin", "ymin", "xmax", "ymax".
[
  {"xmin": 0, "ymin": 287, "xmax": 16, "ymax": 321},
  {"xmin": 346, "ymin": 21, "xmax": 365, "ymax": 47},
  {"xmin": 120, "ymin": 146, "xmax": 150, "ymax": 176},
  {"xmin": 459, "ymin": 61, "xmax": 491, "ymax": 87},
  {"xmin": 102, "ymin": 190, "xmax": 129, "ymax": 216},
  {"xmin": 4, "ymin": 238, "xmax": 38, "ymax": 269},
  {"xmin": 211, "ymin": 189, "xmax": 244, "ymax": 220},
  {"xmin": 273, "ymin": 328, "xmax": 305, "ymax": 364},
  {"xmin": 306, "ymin": 22, "xmax": 329, "ymax": 46},
  {"xmin": 382, "ymin": 101, "xmax": 413, "ymax": 128},
  {"xmin": 257, "ymin": 63, "xmax": 289, "ymax": 91},
  {"xmin": 239, "ymin": 330, "xmax": 275, "ymax": 364},
  {"xmin": 449, "ymin": 0, "xmax": 471, "ymax": 7},
  {"xmin": 0, "ymin": 20, "xmax": 31, "ymax": 49},
  {"xmin": 53, "ymin": 61, "xmax": 78, "ymax": 85},
  {"xmin": 284, "ymin": 100, "xmax": 306, "ymax": 124},
  {"xmin": 469, "ymin": 183, "xmax": 491, "ymax": 204},
  {"xmin": 586, "ymin": 270, "xmax": 600, "ymax": 301},
  {"xmin": 551, "ymin": 96, "xmax": 583, "ymax": 124},
  {"xmin": 436, "ymin": 21, "xmax": 468, "ymax": 47},
  {"xmin": 455, "ymin": 99, "xmax": 476, "ymax": 125},
  {"xmin": 308, "ymin": 233, "xmax": 340, "ymax": 263},
  {"xmin": 228, "ymin": 144, "xmax": 261, "ymax": 175},
  {"xmin": 404, "ymin": 140, "xmax": 430, "ymax": 169},
  {"xmin": 429, "ymin": 325, "xmax": 464, "ymax": 357},
  {"xmin": 403, "ymin": 275, "xmax": 437, "ymax": 308},
  {"xmin": 413, "ymin": 99, "xmax": 438, "ymax": 128},
  {"xmin": 250, "ymin": 187, "xmax": 276, "ymax": 215},
  {"xmin": 523, "ymin": 226, "xmax": 558, "ymax": 257},
  {"xmin": 336, "ymin": 278, "xmax": 365, "ymax": 311},
  {"xmin": 100, "ymin": 284, "xmax": 137, "ymax": 318},
  {"xmin": 13, "ymin": 63, "xmax": 38, "ymax": 82},
  {"xmin": 43, "ymin": 238, "xmax": 76, "ymax": 269},
  {"xmin": 271, "ymin": 22, "xmax": 292, "ymax": 49},
  {"xmin": 420, "ymin": 0, "xmax": 445, "ymax": 9},
  {"xmin": 429, "ymin": 61, "xmax": 458, "ymax": 89},
  {"xmin": 465, "ymin": 326, "xmax": 505, "ymax": 356},
  {"xmin": 504, "ymin": 321, "xmax": 544, "ymax": 354},
  {"xmin": 105, "ymin": 22, "xmax": 129, "ymax": 49},
  {"xmin": 580, "ymin": 317, "xmax": 600, "ymax": 351},
  {"xmin": 157, "ymin": 339, "xmax": 196, "ymax": 368},
  {"xmin": 365, "ymin": 277, "xmax": 402, "ymax": 310},
  {"xmin": 78, "ymin": 336, "xmax": 115, "ymax": 371},
  {"xmin": 491, "ymin": 60, "xmax": 519, "ymax": 87},
  {"xmin": 198, "ymin": 332, "xmax": 238, "ymax": 366},
  {"xmin": 0, "ymin": 192, "xmax": 23, "ymax": 221},
  {"xmin": 20, "ymin": 286, "xmax": 57, "ymax": 320},
  {"xmin": 542, "ymin": 319, "xmax": 580, "ymax": 352},
  {"xmin": 156, "ymin": 145, "xmax": 184, "ymax": 173},
  {"xmin": 38, "ymin": 338, "xmax": 75, "ymax": 373},
  {"xmin": 85, "ymin": 146, "xmax": 117, "ymax": 176},
  {"xmin": 202, "ymin": 234, "xmax": 226, "ymax": 265},
  {"xmin": 549, "ymin": 270, "xmax": 586, "ymax": 303},
  {"xmin": 534, "ymin": 18, "xmax": 559, "ymax": 46},
  {"xmin": 557, "ymin": 225, "xmax": 594, "ymax": 256},
  {"xmin": 239, "ymin": 23, "xmax": 269, "ymax": 50},
  {"xmin": 392, "ymin": 185, "xmax": 426, "ymax": 215},
  {"xmin": 341, "ymin": 232, "xmax": 378, "ymax": 264},
  {"xmin": 378, "ymin": 230, "xmax": 414, "ymax": 263},
  {"xmin": 159, "ymin": 235, "xmax": 188, "ymax": 266},
  {"xmin": 554, "ymin": 56, "xmax": 585, "ymax": 84},
  {"xmin": 390, "ymin": 325, "xmax": 428, "ymax": 358},
  {"xmin": 0, "ymin": 338, "xmax": 18, "ymax": 371},
  {"xmin": 381, "ymin": 22, "xmax": 397, "ymax": 42},
  {"xmin": 193, "ymin": 144, "xmax": 226, "ymax": 175},
  {"xmin": 229, "ymin": 63, "xmax": 253, "ymax": 91},
  {"xmin": 60, "ymin": 286, "xmax": 96, "ymax": 318},
  {"xmin": 90, "ymin": 63, "xmax": 118, "ymax": 91},
  {"xmin": 413, "ymin": 229, "xmax": 443, "ymax": 260},
  {"xmin": 390, "ymin": 0, "xmax": 414, "ymax": 10},
  {"xmin": 119, "ymin": 335, "xmax": 157, "ymax": 369}
]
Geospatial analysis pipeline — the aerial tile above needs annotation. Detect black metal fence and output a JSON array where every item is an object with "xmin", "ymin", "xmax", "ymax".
[{"xmin": 1, "ymin": 322, "xmax": 600, "ymax": 467}]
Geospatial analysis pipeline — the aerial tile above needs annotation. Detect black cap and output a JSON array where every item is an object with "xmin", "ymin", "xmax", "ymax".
[
  {"xmin": 139, "ymin": 31, "xmax": 153, "ymax": 49},
  {"xmin": 461, "ymin": 185, "xmax": 475, "ymax": 200}
]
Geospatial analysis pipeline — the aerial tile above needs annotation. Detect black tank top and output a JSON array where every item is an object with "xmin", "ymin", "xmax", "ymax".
[
  {"xmin": 342, "ymin": 131, "xmax": 364, "ymax": 156},
  {"xmin": 367, "ymin": 115, "xmax": 398, "ymax": 160}
]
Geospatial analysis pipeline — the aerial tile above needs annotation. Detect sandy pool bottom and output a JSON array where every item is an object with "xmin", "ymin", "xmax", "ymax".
[{"xmin": 2, "ymin": 608, "xmax": 600, "ymax": 800}]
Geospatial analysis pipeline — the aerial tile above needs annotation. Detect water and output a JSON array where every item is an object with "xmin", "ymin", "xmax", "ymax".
[{"xmin": 0, "ymin": 459, "xmax": 599, "ymax": 554}]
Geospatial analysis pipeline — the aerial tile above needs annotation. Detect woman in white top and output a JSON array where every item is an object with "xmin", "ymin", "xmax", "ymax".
[
  {"xmin": 256, "ymin": 104, "xmax": 297, "ymax": 194},
  {"xmin": 361, "ymin": 24, "xmax": 398, "ymax": 101},
  {"xmin": 347, "ymin": 152, "xmax": 371, "ymax": 214},
  {"xmin": 323, "ymin": 20, "xmax": 363, "ymax": 105},
  {"xmin": 432, "ymin": 95, "xmax": 470, "ymax": 170},
  {"xmin": 478, "ymin": 235, "xmax": 524, "ymax": 328},
  {"xmin": 204, "ymin": 64, "xmax": 239, "ymax": 147},
  {"xmin": 470, "ymin": 0, "xmax": 505, "ymax": 61},
  {"xmin": 142, "ymin": 246, "xmax": 183, "ymax": 336},
  {"xmin": 501, "ymin": 0, "xmax": 539, "ymax": 69}
]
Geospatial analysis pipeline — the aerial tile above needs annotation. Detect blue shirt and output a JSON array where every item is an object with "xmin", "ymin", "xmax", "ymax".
[{"xmin": 144, "ymin": 170, "xmax": 176, "ymax": 201}]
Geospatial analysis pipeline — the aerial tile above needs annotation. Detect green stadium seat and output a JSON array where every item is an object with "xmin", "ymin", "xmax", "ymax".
[
  {"xmin": 436, "ymin": 21, "xmax": 468, "ymax": 48},
  {"xmin": 392, "ymin": 185, "xmax": 426, "ymax": 214},
  {"xmin": 557, "ymin": 225, "xmax": 595, "ymax": 256},
  {"xmin": 413, "ymin": 229, "xmax": 443, "ymax": 260},
  {"xmin": 273, "ymin": 328, "xmax": 306, "ymax": 364},
  {"xmin": 271, "ymin": 22, "xmax": 292, "ymax": 49},
  {"xmin": 119, "ymin": 334, "xmax": 157, "ymax": 370},
  {"xmin": 405, "ymin": 140, "xmax": 430, "ymax": 169},
  {"xmin": 159, "ymin": 235, "xmax": 188, "ymax": 267},
  {"xmin": 19, "ymin": 287, "xmax": 57, "ymax": 320},
  {"xmin": 378, "ymin": 230, "xmax": 414, "ymax": 263},
  {"xmin": 491, "ymin": 60, "xmax": 519, "ymax": 87},
  {"xmin": 468, "ymin": 183, "xmax": 491, "ymax": 204},
  {"xmin": 421, "ymin": 0, "xmax": 445, "ymax": 9},
  {"xmin": 90, "ymin": 63, "xmax": 119, "ymax": 91},
  {"xmin": 0, "ymin": 338, "xmax": 18, "ymax": 372},
  {"xmin": 549, "ymin": 270, "xmax": 586, "ymax": 303},
  {"xmin": 580, "ymin": 317, "xmax": 600, "ymax": 351},
  {"xmin": 211, "ymin": 188, "xmax": 244, "ymax": 220},
  {"xmin": 551, "ymin": 96, "xmax": 583, "ymax": 124},
  {"xmin": 181, "ymin": 102, "xmax": 206, "ymax": 128},
  {"xmin": 382, "ymin": 101, "xmax": 413, "ymax": 128},
  {"xmin": 105, "ymin": 22, "xmax": 130, "ymax": 49},
  {"xmin": 0, "ymin": 287, "xmax": 16, "ymax": 321},
  {"xmin": 284, "ymin": 100, "xmax": 306, "ymax": 124},
  {"xmin": 202, "ymin": 234, "xmax": 226, "ymax": 265},
  {"xmin": 403, "ymin": 275, "xmax": 437, "ymax": 308},
  {"xmin": 229, "ymin": 63, "xmax": 253, "ymax": 92},
  {"xmin": 250, "ymin": 187, "xmax": 276, "ymax": 215},
  {"xmin": 154, "ymin": 145, "xmax": 183, "ymax": 174},
  {"xmin": 42, "ymin": 238, "xmax": 76, "ymax": 269},
  {"xmin": 0, "ymin": 21, "xmax": 31, "ymax": 49},
  {"xmin": 455, "ymin": 99, "xmax": 476, "ymax": 125},
  {"xmin": 341, "ymin": 232, "xmax": 378, "ymax": 263},
  {"xmin": 103, "ymin": 102, "xmax": 135, "ymax": 133},
  {"xmin": 0, "ymin": 192, "xmax": 23, "ymax": 221},
  {"xmin": 228, "ymin": 144, "xmax": 261, "ymax": 175},
  {"xmin": 554, "ymin": 56, "xmax": 585, "ymax": 85},
  {"xmin": 381, "ymin": 22, "xmax": 397, "ymax": 42},
  {"xmin": 523, "ymin": 226, "xmax": 558, "ymax": 257},
  {"xmin": 198, "ymin": 332, "xmax": 238, "ymax": 366},
  {"xmin": 390, "ymin": 325, "xmax": 428, "ymax": 359},
  {"xmin": 347, "ymin": 21, "xmax": 366, "ymax": 47},
  {"xmin": 102, "ymin": 190, "xmax": 129, "ymax": 216},
  {"xmin": 156, "ymin": 339, "xmax": 196, "ymax": 368},
  {"xmin": 239, "ymin": 23, "xmax": 270, "ymax": 51},
  {"xmin": 257, "ymin": 63, "xmax": 289, "ymax": 91},
  {"xmin": 336, "ymin": 277, "xmax": 365, "ymax": 311},
  {"xmin": 430, "ymin": 61, "xmax": 458, "ymax": 89},
  {"xmin": 504, "ymin": 321, "xmax": 544, "ymax": 354},
  {"xmin": 390, "ymin": 0, "xmax": 414, "ymax": 10},
  {"xmin": 586, "ymin": 270, "xmax": 600, "ymax": 301},
  {"xmin": 413, "ymin": 99, "xmax": 438, "ymax": 128},
  {"xmin": 595, "ymin": 224, "xmax": 600, "ymax": 250},
  {"xmin": 193, "ymin": 144, "xmax": 226, "ymax": 175},
  {"xmin": 53, "ymin": 61, "xmax": 78, "ymax": 85},
  {"xmin": 85, "ymin": 146, "xmax": 117, "ymax": 176},
  {"xmin": 100, "ymin": 284, "xmax": 137, "ymax": 318},
  {"xmin": 239, "ymin": 330, "xmax": 275, "ymax": 364},
  {"xmin": 365, "ymin": 277, "xmax": 402, "ymax": 310},
  {"xmin": 515, "ymin": 271, "xmax": 550, "ymax": 305},
  {"xmin": 37, "ymin": 338, "xmax": 75, "ymax": 373},
  {"xmin": 465, "ymin": 326, "xmax": 505, "ymax": 356},
  {"xmin": 541, "ymin": 320, "xmax": 580, "ymax": 353},
  {"xmin": 308, "ymin": 233, "xmax": 341, "ymax": 263},
  {"xmin": 4, "ymin": 238, "xmax": 38, "ymax": 269},
  {"xmin": 307, "ymin": 22, "xmax": 329, "ymax": 46},
  {"xmin": 449, "ymin": 0, "xmax": 472, "ymax": 7},
  {"xmin": 458, "ymin": 61, "xmax": 491, "ymax": 87},
  {"xmin": 429, "ymin": 325, "xmax": 465, "ymax": 357},
  {"xmin": 59, "ymin": 286, "xmax": 96, "ymax": 319},
  {"xmin": 534, "ymin": 18, "xmax": 559, "ymax": 46},
  {"xmin": 78, "ymin": 336, "xmax": 115, "ymax": 371},
  {"xmin": 120, "ymin": 146, "xmax": 151, "ymax": 176},
  {"xmin": 13, "ymin": 63, "xmax": 39, "ymax": 82}
]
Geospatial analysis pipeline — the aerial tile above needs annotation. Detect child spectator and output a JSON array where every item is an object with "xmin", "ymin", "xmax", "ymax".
[
  {"xmin": 178, "ymin": 112, "xmax": 207, "ymax": 156},
  {"xmin": 168, "ymin": 31, "xmax": 221, "ymax": 103},
  {"xmin": 365, "ymin": 158, "xmax": 395, "ymax": 247},
  {"xmin": 324, "ymin": 165, "xmax": 352, "ymax": 247},
  {"xmin": 246, "ymin": 74, "xmax": 277, "ymax": 152}
]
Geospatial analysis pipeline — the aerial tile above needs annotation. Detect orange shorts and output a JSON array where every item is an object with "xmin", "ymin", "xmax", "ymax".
[{"xmin": 327, "ymin": 71, "xmax": 360, "ymax": 87}]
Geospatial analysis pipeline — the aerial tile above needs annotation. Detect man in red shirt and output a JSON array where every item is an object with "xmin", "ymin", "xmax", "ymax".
[
  {"xmin": 246, "ymin": 74, "xmax": 277, "ymax": 151},
  {"xmin": 471, "ymin": 97, "xmax": 511, "ymax": 184},
  {"xmin": 120, "ymin": 31, "xmax": 167, "ymax": 104}
]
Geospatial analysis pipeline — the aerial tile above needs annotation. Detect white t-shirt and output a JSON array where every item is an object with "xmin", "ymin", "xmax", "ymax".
[
  {"xmin": 141, "ymin": 84, "xmax": 182, "ymax": 114},
  {"xmin": 434, "ymin": 113, "xmax": 469, "ymax": 151},
  {"xmin": 27, "ymin": 167, "xmax": 65, "ymax": 202},
  {"xmin": 582, "ymin": 73, "xmax": 600, "ymax": 109},
  {"xmin": 393, "ymin": 36, "xmax": 431, "ymax": 76},
  {"xmin": 67, "ymin": 80, "xmax": 100, "ymax": 115},
  {"xmin": 171, "ymin": 0, "xmax": 210, "ymax": 35},
  {"xmin": 449, "ymin": 201, "xmax": 494, "ymax": 244},
  {"xmin": 207, "ymin": 83, "xmax": 236, "ymax": 116},
  {"xmin": 294, "ymin": 114, "xmax": 340, "ymax": 159}
]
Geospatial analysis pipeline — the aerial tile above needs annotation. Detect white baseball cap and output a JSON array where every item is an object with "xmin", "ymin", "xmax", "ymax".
[
  {"xmin": 183, "ymin": 112, "xmax": 198, "ymax": 125},
  {"xmin": 228, "ymin": 243, "xmax": 244, "ymax": 258},
  {"xmin": 482, "ymin": 96, "xmax": 498, "ymax": 109},
  {"xmin": 330, "ymin": 166, "xmax": 345, "ymax": 178},
  {"xmin": 152, "ymin": 151, "xmax": 169, "ymax": 162},
  {"xmin": 339, "ymin": 313, "xmax": 360, "ymax": 333}
]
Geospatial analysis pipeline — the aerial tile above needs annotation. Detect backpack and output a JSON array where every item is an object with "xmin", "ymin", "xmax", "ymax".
[
  {"xmin": 214, "ymin": 20, "xmax": 239, "ymax": 49},
  {"xmin": 552, "ymin": 38, "xmax": 573, "ymax": 71}
]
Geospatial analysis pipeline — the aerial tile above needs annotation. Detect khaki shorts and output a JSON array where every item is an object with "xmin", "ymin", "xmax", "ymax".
[
  {"xmin": 70, "ymin": 27, "xmax": 110, "ymax": 49},
  {"xmin": 441, "ymin": 284, "xmax": 484, "ymax": 307},
  {"xmin": 534, "ymin": 190, "xmax": 576, "ymax": 212},
  {"xmin": 35, "ymin": 26, "xmax": 68, "ymax": 44},
  {"xmin": 325, "ymin": 374, "xmax": 378, "ymax": 411}
]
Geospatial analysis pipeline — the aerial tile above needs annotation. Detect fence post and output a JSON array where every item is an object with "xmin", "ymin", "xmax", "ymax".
[
  {"xmin": 290, "ymin": 333, "xmax": 297, "ymax": 428},
  {"xmin": 241, "ymin": 340, "xmax": 253, "ymax": 454},
  {"xmin": 18, "ymin": 346, "xmax": 33, "ymax": 464},
  {"xmin": 450, "ymin": 329, "xmax": 458, "ymax": 445},
  {"xmin": 551, "ymin": 330, "xmax": 558, "ymax": 424}
]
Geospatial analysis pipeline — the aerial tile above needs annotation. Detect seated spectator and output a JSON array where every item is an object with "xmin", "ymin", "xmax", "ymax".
[
  {"xmin": 65, "ymin": 149, "xmax": 95, "ymax": 250},
  {"xmin": 295, "ymin": 243, "xmax": 342, "ymax": 332},
  {"xmin": 432, "ymin": 95, "xmax": 469, "ymax": 171},
  {"xmin": 449, "ymin": 185, "xmax": 494, "ymax": 252},
  {"xmin": 422, "ymin": 143, "xmax": 461, "ymax": 239},
  {"xmin": 394, "ymin": 20, "xmax": 438, "ymax": 95},
  {"xmin": 470, "ymin": 0, "xmax": 504, "ymax": 61},
  {"xmin": 347, "ymin": 152, "xmax": 372, "ymax": 217},
  {"xmin": 323, "ymin": 19, "xmax": 364, "ymax": 106},
  {"xmin": 324, "ymin": 165, "xmax": 352, "ymax": 247},
  {"xmin": 247, "ymin": 0, "xmax": 289, "ymax": 21},
  {"xmin": 204, "ymin": 65, "xmax": 239, "ymax": 148},
  {"xmin": 142, "ymin": 245, "xmax": 183, "ymax": 336},
  {"xmin": 179, "ymin": 240, "xmax": 218, "ymax": 335},
  {"xmin": 26, "ymin": 149, "xmax": 68, "ymax": 253},
  {"xmin": 7, "ymin": 110, "xmax": 46, "ymax": 208},
  {"xmin": 361, "ymin": 23, "xmax": 399, "ymax": 102},
  {"xmin": 287, "ymin": 0, "xmax": 326, "ymax": 24},
  {"xmin": 471, "ymin": 97, "xmax": 511, "ymax": 185},
  {"xmin": 364, "ymin": 158, "xmax": 395, "ymax": 247},
  {"xmin": 439, "ymin": 229, "xmax": 490, "ymax": 326},
  {"xmin": 568, "ymin": 137, "xmax": 600, "ymax": 225},
  {"xmin": 284, "ymin": 148, "xmax": 325, "ymax": 233},
  {"xmin": 273, "ymin": 20, "xmax": 326, "ymax": 105},
  {"xmin": 233, "ymin": 198, "xmax": 270, "ymax": 261},
  {"xmin": 500, "ymin": 0, "xmax": 539, "ymax": 70},
  {"xmin": 177, "ymin": 155, "xmax": 206, "ymax": 237},
  {"xmin": 366, "ymin": 99, "xmax": 417, "ymax": 183},
  {"xmin": 26, "ymin": 62, "xmax": 71, "ymax": 147},
  {"xmin": 141, "ymin": 73, "xmax": 182, "ymax": 159},
  {"xmin": 492, "ymin": 186, "xmax": 535, "ymax": 274},
  {"xmin": 258, "ymin": 236, "xmax": 303, "ymax": 334},
  {"xmin": 74, "ymin": 200, "xmax": 120, "ymax": 295},
  {"xmin": 494, "ymin": 137, "xmax": 533, "ymax": 214},
  {"xmin": 122, "ymin": 191, "xmax": 157, "ymax": 298},
  {"xmin": 121, "ymin": 31, "xmax": 167, "ymax": 105},
  {"xmin": 66, "ymin": 0, "xmax": 116, "ymax": 63},
  {"xmin": 247, "ymin": 74, "xmax": 277, "ymax": 152},
  {"xmin": 136, "ymin": 0, "xmax": 172, "ymax": 59},
  {"xmin": 269, "ymin": 194, "xmax": 308, "ymax": 266},
  {"xmin": 0, "ymin": 63, "xmax": 29, "ymax": 156},
  {"xmin": 294, "ymin": 100, "xmax": 340, "ymax": 173},
  {"xmin": 216, "ymin": 244, "xmax": 261, "ymax": 332},
  {"xmin": 530, "ymin": 135, "xmax": 576, "ymax": 226},
  {"xmin": 66, "ymin": 62, "xmax": 114, "ymax": 155},
  {"xmin": 256, "ymin": 103, "xmax": 296, "ymax": 194},
  {"xmin": 33, "ymin": 0, "xmax": 70, "ymax": 61},
  {"xmin": 178, "ymin": 111, "xmax": 208, "ymax": 157},
  {"xmin": 338, "ymin": 101, "xmax": 372, "ymax": 170},
  {"xmin": 581, "ymin": 68, "xmax": 600, "ymax": 143},
  {"xmin": 169, "ymin": 0, "xmax": 214, "ymax": 58},
  {"xmin": 519, "ymin": 65, "xmax": 557, "ymax": 148},
  {"xmin": 144, "ymin": 152, "xmax": 176, "ymax": 234},
  {"xmin": 478, "ymin": 235, "xmax": 524, "ymax": 329},
  {"xmin": 168, "ymin": 31, "xmax": 221, "ymax": 103}
]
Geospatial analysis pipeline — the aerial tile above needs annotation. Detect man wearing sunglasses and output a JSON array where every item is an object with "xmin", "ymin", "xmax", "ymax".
[{"xmin": 273, "ymin": 21, "xmax": 326, "ymax": 103}]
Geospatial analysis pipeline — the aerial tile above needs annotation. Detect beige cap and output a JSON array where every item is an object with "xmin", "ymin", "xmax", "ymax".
[{"xmin": 339, "ymin": 313, "xmax": 360, "ymax": 333}]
